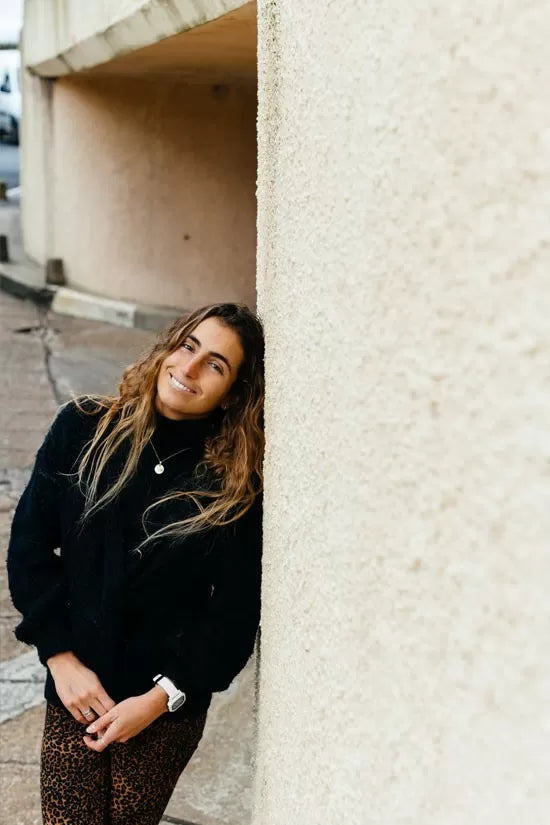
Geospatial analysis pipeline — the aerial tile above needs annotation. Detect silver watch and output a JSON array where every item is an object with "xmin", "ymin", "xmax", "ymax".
[{"xmin": 153, "ymin": 674, "xmax": 187, "ymax": 712}]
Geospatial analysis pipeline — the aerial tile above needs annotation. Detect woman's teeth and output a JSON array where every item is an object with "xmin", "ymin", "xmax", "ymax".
[{"xmin": 169, "ymin": 374, "xmax": 194, "ymax": 393}]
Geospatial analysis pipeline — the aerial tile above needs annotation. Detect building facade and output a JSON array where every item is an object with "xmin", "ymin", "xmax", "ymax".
[{"xmin": 22, "ymin": 0, "xmax": 257, "ymax": 313}]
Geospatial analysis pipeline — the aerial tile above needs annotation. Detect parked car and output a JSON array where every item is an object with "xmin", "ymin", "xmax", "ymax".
[{"xmin": 0, "ymin": 50, "xmax": 21, "ymax": 145}]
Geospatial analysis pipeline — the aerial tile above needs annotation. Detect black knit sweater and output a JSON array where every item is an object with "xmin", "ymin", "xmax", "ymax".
[
  {"xmin": 122, "ymin": 407, "xmax": 221, "ymax": 558},
  {"xmin": 7, "ymin": 401, "xmax": 262, "ymax": 719}
]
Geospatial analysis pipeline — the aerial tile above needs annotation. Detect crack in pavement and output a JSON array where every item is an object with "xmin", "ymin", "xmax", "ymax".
[
  {"xmin": 36, "ymin": 304, "xmax": 63, "ymax": 406},
  {"xmin": 0, "ymin": 759, "xmax": 39, "ymax": 766}
]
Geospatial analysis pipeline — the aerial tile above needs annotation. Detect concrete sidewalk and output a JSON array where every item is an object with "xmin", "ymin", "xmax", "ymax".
[{"xmin": 0, "ymin": 292, "xmax": 256, "ymax": 825}]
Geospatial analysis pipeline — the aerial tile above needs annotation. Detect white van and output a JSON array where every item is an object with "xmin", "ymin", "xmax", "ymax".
[{"xmin": 0, "ymin": 50, "xmax": 21, "ymax": 144}]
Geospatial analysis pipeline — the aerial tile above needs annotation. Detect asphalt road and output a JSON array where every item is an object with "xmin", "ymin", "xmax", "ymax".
[{"xmin": 0, "ymin": 141, "xmax": 19, "ymax": 189}]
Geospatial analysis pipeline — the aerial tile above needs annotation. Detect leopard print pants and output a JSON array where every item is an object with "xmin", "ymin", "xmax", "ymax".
[{"xmin": 40, "ymin": 702, "xmax": 207, "ymax": 825}]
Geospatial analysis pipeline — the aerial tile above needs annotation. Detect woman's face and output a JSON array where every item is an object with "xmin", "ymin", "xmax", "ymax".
[{"xmin": 155, "ymin": 317, "xmax": 244, "ymax": 420}]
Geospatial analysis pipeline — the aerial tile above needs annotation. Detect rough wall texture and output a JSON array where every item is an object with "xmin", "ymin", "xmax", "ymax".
[
  {"xmin": 254, "ymin": 2, "xmax": 550, "ymax": 824},
  {"xmin": 52, "ymin": 74, "xmax": 257, "ymax": 310}
]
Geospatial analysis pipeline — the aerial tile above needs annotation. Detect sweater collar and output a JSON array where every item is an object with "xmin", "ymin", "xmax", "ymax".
[{"xmin": 152, "ymin": 407, "xmax": 222, "ymax": 451}]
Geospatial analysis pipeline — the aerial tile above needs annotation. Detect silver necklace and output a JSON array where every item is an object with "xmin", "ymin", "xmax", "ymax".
[{"xmin": 149, "ymin": 439, "xmax": 191, "ymax": 475}]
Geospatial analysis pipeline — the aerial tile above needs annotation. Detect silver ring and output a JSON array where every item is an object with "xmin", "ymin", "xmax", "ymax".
[{"xmin": 83, "ymin": 709, "xmax": 94, "ymax": 718}]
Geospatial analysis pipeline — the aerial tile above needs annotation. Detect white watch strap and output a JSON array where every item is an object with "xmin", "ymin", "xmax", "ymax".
[
  {"xmin": 154, "ymin": 674, "xmax": 178, "ymax": 699},
  {"xmin": 153, "ymin": 673, "xmax": 186, "ymax": 711}
]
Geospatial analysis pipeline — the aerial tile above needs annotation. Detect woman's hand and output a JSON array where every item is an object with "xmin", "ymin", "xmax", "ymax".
[
  {"xmin": 47, "ymin": 651, "xmax": 116, "ymax": 724},
  {"xmin": 83, "ymin": 687, "xmax": 168, "ymax": 751}
]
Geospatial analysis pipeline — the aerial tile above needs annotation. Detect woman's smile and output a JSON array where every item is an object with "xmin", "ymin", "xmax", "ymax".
[{"xmin": 168, "ymin": 372, "xmax": 196, "ymax": 394}]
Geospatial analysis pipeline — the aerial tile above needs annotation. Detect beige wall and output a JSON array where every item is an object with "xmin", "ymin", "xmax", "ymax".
[
  {"xmin": 51, "ymin": 74, "xmax": 257, "ymax": 310},
  {"xmin": 254, "ymin": 2, "xmax": 550, "ymax": 824},
  {"xmin": 20, "ymin": 67, "xmax": 52, "ymax": 265}
]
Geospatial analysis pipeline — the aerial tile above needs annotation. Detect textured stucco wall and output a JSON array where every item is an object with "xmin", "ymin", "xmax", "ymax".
[
  {"xmin": 254, "ymin": 2, "xmax": 550, "ymax": 824},
  {"xmin": 51, "ymin": 74, "xmax": 257, "ymax": 310}
]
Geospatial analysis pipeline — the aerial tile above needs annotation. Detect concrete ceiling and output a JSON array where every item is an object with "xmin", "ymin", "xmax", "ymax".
[{"xmin": 87, "ymin": 2, "xmax": 257, "ymax": 84}]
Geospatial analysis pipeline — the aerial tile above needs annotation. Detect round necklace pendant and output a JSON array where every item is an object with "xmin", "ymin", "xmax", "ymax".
[{"xmin": 154, "ymin": 463, "xmax": 164, "ymax": 475}]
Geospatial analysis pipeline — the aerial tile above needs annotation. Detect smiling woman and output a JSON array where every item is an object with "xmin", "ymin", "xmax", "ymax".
[
  {"xmin": 7, "ymin": 302, "xmax": 265, "ymax": 825},
  {"xmin": 157, "ymin": 316, "xmax": 245, "ymax": 420}
]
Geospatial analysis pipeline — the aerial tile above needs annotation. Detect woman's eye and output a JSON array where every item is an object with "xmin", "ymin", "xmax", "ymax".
[
  {"xmin": 209, "ymin": 362, "xmax": 222, "ymax": 373},
  {"xmin": 181, "ymin": 342, "xmax": 193, "ymax": 352}
]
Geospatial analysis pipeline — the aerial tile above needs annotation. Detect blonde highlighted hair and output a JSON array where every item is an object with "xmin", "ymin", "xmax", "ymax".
[{"xmin": 73, "ymin": 303, "xmax": 264, "ymax": 547}]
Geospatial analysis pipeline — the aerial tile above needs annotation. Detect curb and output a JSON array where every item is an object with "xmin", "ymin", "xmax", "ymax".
[
  {"xmin": 0, "ymin": 269, "xmax": 54, "ymax": 306},
  {"xmin": 0, "ymin": 265, "xmax": 185, "ymax": 332}
]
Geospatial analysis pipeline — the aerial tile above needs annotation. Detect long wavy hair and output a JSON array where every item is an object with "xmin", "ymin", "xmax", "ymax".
[{"xmin": 73, "ymin": 303, "xmax": 264, "ymax": 547}]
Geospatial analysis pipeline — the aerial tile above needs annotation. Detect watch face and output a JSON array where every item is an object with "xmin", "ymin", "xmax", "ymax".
[{"xmin": 169, "ymin": 693, "xmax": 186, "ymax": 712}]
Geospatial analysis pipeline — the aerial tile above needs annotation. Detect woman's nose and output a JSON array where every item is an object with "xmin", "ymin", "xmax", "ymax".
[{"xmin": 183, "ymin": 355, "xmax": 200, "ymax": 378}]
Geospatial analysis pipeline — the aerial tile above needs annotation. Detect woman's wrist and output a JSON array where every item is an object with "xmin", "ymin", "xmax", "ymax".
[
  {"xmin": 46, "ymin": 651, "xmax": 76, "ymax": 672},
  {"xmin": 146, "ymin": 685, "xmax": 169, "ymax": 717}
]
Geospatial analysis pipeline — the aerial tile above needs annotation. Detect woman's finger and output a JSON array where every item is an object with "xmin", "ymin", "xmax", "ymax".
[
  {"xmin": 88, "ymin": 697, "xmax": 109, "ymax": 719},
  {"xmin": 83, "ymin": 720, "xmax": 118, "ymax": 752},
  {"xmin": 73, "ymin": 693, "xmax": 98, "ymax": 724},
  {"xmin": 74, "ymin": 686, "xmax": 115, "ymax": 720},
  {"xmin": 83, "ymin": 732, "xmax": 107, "ymax": 752},
  {"xmin": 80, "ymin": 705, "xmax": 97, "ymax": 723},
  {"xmin": 86, "ymin": 709, "xmax": 115, "ymax": 734},
  {"xmin": 65, "ymin": 702, "xmax": 89, "ymax": 725},
  {"xmin": 95, "ymin": 688, "xmax": 116, "ymax": 713}
]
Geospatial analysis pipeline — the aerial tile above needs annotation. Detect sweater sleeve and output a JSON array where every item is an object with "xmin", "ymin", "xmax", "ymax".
[
  {"xmin": 7, "ymin": 403, "xmax": 77, "ymax": 665},
  {"xmin": 160, "ymin": 495, "xmax": 263, "ymax": 695}
]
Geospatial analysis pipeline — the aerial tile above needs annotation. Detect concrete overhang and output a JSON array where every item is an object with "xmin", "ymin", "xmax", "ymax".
[{"xmin": 24, "ymin": 0, "xmax": 256, "ymax": 81}]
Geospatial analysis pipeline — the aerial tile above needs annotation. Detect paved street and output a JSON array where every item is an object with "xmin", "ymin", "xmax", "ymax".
[{"xmin": 0, "ymin": 292, "xmax": 256, "ymax": 825}]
